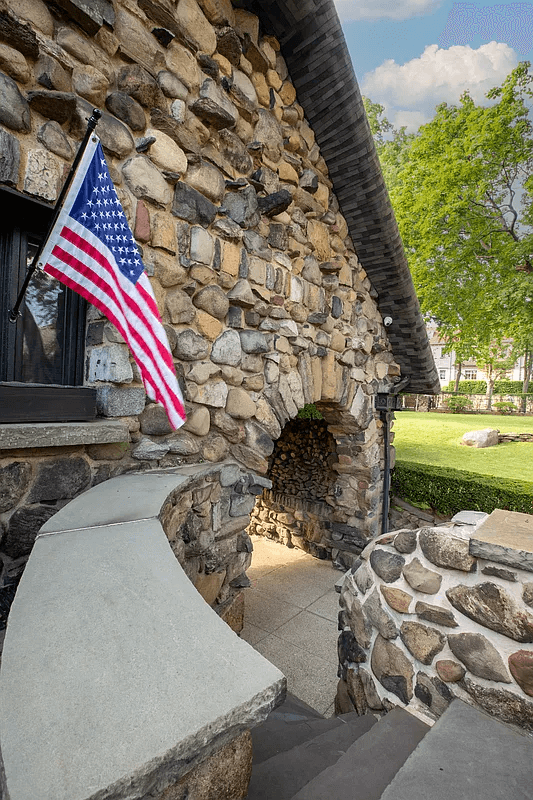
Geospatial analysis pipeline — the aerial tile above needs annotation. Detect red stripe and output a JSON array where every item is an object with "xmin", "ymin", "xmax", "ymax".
[
  {"xmin": 46, "ymin": 242, "xmax": 185, "ymax": 420},
  {"xmin": 60, "ymin": 226, "xmax": 175, "ymax": 373},
  {"xmin": 52, "ymin": 239, "xmax": 174, "ymax": 381},
  {"xmin": 47, "ymin": 261, "xmax": 185, "ymax": 420}
]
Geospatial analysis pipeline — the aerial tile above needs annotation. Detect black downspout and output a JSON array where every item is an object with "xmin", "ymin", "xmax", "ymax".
[
  {"xmin": 378, "ymin": 377, "xmax": 410, "ymax": 536},
  {"xmin": 380, "ymin": 409, "xmax": 391, "ymax": 535}
]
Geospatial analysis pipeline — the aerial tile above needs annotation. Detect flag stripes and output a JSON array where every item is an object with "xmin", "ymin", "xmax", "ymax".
[
  {"xmin": 45, "ymin": 233, "xmax": 184, "ymax": 427},
  {"xmin": 38, "ymin": 136, "xmax": 185, "ymax": 429}
]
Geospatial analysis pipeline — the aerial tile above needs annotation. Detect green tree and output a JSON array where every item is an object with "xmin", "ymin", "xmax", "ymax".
[
  {"xmin": 366, "ymin": 65, "xmax": 533, "ymax": 363},
  {"xmin": 471, "ymin": 341, "xmax": 517, "ymax": 410}
]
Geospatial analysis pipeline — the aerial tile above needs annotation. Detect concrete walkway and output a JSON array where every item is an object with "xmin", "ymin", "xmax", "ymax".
[{"xmin": 242, "ymin": 536, "xmax": 341, "ymax": 717}]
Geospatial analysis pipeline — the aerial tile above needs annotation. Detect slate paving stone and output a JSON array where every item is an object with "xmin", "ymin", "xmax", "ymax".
[
  {"xmin": 244, "ymin": 537, "xmax": 339, "ymax": 714},
  {"xmin": 380, "ymin": 699, "xmax": 533, "ymax": 799},
  {"xmin": 246, "ymin": 711, "xmax": 377, "ymax": 800},
  {"xmin": 291, "ymin": 707, "xmax": 429, "ymax": 800}
]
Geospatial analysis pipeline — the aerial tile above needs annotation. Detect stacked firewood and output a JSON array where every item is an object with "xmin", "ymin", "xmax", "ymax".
[{"xmin": 268, "ymin": 420, "xmax": 335, "ymax": 502}]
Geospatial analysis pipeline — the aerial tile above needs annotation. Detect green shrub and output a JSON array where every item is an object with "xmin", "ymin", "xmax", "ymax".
[
  {"xmin": 392, "ymin": 461, "xmax": 533, "ymax": 516},
  {"xmin": 445, "ymin": 396, "xmax": 473, "ymax": 413},
  {"xmin": 494, "ymin": 380, "xmax": 524, "ymax": 394},
  {"xmin": 444, "ymin": 380, "xmax": 487, "ymax": 394},
  {"xmin": 493, "ymin": 401, "xmax": 516, "ymax": 414},
  {"xmin": 297, "ymin": 403, "xmax": 324, "ymax": 420},
  {"xmin": 444, "ymin": 379, "xmax": 533, "ymax": 396}
]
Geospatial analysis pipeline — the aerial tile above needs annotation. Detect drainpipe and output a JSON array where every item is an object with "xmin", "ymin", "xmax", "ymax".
[
  {"xmin": 380, "ymin": 408, "xmax": 391, "ymax": 535},
  {"xmin": 376, "ymin": 377, "xmax": 410, "ymax": 535}
]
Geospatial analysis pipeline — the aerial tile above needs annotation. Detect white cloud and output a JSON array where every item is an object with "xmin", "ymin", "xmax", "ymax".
[
  {"xmin": 335, "ymin": 0, "xmax": 439, "ymax": 22},
  {"xmin": 392, "ymin": 109, "xmax": 431, "ymax": 130},
  {"xmin": 361, "ymin": 42, "xmax": 518, "ymax": 131}
]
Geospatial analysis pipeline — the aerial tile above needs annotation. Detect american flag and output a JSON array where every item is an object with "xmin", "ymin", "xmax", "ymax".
[{"xmin": 38, "ymin": 135, "xmax": 186, "ymax": 429}]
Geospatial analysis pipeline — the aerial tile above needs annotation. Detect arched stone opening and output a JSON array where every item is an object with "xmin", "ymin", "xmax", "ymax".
[{"xmin": 248, "ymin": 393, "xmax": 383, "ymax": 571}]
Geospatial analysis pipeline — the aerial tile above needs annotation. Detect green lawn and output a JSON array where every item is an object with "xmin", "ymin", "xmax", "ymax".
[{"xmin": 393, "ymin": 411, "xmax": 533, "ymax": 483}]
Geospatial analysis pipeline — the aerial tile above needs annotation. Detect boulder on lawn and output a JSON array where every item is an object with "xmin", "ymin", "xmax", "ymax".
[{"xmin": 461, "ymin": 429, "xmax": 499, "ymax": 448}]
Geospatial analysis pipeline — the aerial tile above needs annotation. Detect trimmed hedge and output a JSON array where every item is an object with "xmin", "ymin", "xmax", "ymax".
[
  {"xmin": 444, "ymin": 379, "xmax": 533, "ymax": 396},
  {"xmin": 493, "ymin": 379, "xmax": 528, "ymax": 394},
  {"xmin": 392, "ymin": 460, "xmax": 533, "ymax": 517},
  {"xmin": 444, "ymin": 380, "xmax": 487, "ymax": 394}
]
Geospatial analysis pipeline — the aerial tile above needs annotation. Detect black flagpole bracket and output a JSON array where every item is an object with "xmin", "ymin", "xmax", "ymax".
[{"xmin": 8, "ymin": 108, "xmax": 102, "ymax": 323}]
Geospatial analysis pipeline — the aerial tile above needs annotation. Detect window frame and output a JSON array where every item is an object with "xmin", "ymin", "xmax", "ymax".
[{"xmin": 0, "ymin": 187, "xmax": 96, "ymax": 423}]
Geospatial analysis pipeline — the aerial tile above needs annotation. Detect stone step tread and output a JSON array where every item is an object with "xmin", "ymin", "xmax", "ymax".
[
  {"xmin": 291, "ymin": 707, "xmax": 430, "ymax": 800},
  {"xmin": 246, "ymin": 713, "xmax": 377, "ymax": 800},
  {"xmin": 253, "ymin": 707, "xmax": 362, "ymax": 765},
  {"xmin": 379, "ymin": 700, "xmax": 533, "ymax": 800},
  {"xmin": 276, "ymin": 692, "xmax": 325, "ymax": 722}
]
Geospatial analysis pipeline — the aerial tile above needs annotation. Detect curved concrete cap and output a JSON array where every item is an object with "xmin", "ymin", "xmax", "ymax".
[
  {"xmin": 0, "ymin": 480, "xmax": 285, "ymax": 800},
  {"xmin": 38, "ymin": 463, "xmax": 232, "ymax": 534},
  {"xmin": 239, "ymin": 0, "xmax": 439, "ymax": 394}
]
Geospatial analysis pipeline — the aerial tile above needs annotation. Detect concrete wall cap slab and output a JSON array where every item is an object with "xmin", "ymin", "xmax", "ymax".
[
  {"xmin": 0, "ymin": 519, "xmax": 284, "ymax": 800},
  {"xmin": 0, "ymin": 421, "xmax": 129, "ymax": 450},
  {"xmin": 39, "ymin": 461, "xmax": 245, "ymax": 534}
]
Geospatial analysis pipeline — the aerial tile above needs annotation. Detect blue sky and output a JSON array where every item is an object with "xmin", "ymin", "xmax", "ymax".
[{"xmin": 335, "ymin": 1, "xmax": 533, "ymax": 130}]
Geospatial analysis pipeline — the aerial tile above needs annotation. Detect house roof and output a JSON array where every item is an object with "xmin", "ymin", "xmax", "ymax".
[{"xmin": 235, "ymin": 0, "xmax": 440, "ymax": 395}]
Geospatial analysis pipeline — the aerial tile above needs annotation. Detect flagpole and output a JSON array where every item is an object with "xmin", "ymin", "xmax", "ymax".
[{"xmin": 9, "ymin": 108, "xmax": 102, "ymax": 323}]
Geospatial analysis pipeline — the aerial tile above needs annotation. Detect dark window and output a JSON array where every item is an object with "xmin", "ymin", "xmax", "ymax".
[{"xmin": 0, "ymin": 187, "xmax": 96, "ymax": 422}]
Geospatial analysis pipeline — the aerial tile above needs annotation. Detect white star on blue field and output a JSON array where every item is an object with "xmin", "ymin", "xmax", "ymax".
[{"xmin": 70, "ymin": 143, "xmax": 144, "ymax": 283}]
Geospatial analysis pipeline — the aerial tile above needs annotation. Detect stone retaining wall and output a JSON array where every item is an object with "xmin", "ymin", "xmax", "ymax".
[
  {"xmin": 389, "ymin": 496, "xmax": 451, "ymax": 532},
  {"xmin": 0, "ymin": 466, "xmax": 285, "ymax": 800},
  {"xmin": 336, "ymin": 510, "xmax": 533, "ymax": 732},
  {"xmin": 0, "ymin": 0, "xmax": 400, "ymax": 627},
  {"xmin": 498, "ymin": 432, "xmax": 533, "ymax": 443},
  {"xmin": 0, "ymin": 457, "xmax": 267, "ymax": 654}
]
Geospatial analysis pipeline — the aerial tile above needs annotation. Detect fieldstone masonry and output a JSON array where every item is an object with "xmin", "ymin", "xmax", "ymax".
[
  {"xmin": 337, "ymin": 509, "xmax": 533, "ymax": 733},
  {"xmin": 248, "ymin": 414, "xmax": 385, "ymax": 568},
  {"xmin": 0, "ymin": 0, "xmax": 416, "ymax": 647}
]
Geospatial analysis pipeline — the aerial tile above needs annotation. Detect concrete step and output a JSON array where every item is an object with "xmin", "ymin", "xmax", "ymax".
[
  {"xmin": 291, "ymin": 707, "xmax": 430, "ymax": 800},
  {"xmin": 271, "ymin": 692, "xmax": 324, "ymax": 723},
  {"xmin": 379, "ymin": 700, "xmax": 533, "ymax": 800},
  {"xmin": 252, "ymin": 694, "xmax": 341, "ymax": 765},
  {"xmin": 246, "ymin": 712, "xmax": 377, "ymax": 800}
]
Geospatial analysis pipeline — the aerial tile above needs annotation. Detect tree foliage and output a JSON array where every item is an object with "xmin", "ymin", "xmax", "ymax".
[{"xmin": 364, "ymin": 65, "xmax": 533, "ymax": 370}]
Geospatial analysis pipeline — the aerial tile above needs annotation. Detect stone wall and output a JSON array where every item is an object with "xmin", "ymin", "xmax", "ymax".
[
  {"xmin": 0, "ymin": 0, "xmax": 400, "ymax": 635},
  {"xmin": 249, "ymin": 412, "xmax": 388, "ymax": 569},
  {"xmin": 337, "ymin": 511, "xmax": 533, "ymax": 733},
  {"xmin": 389, "ymin": 496, "xmax": 451, "ymax": 533},
  {"xmin": 0, "ymin": 455, "xmax": 267, "ymax": 654}
]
